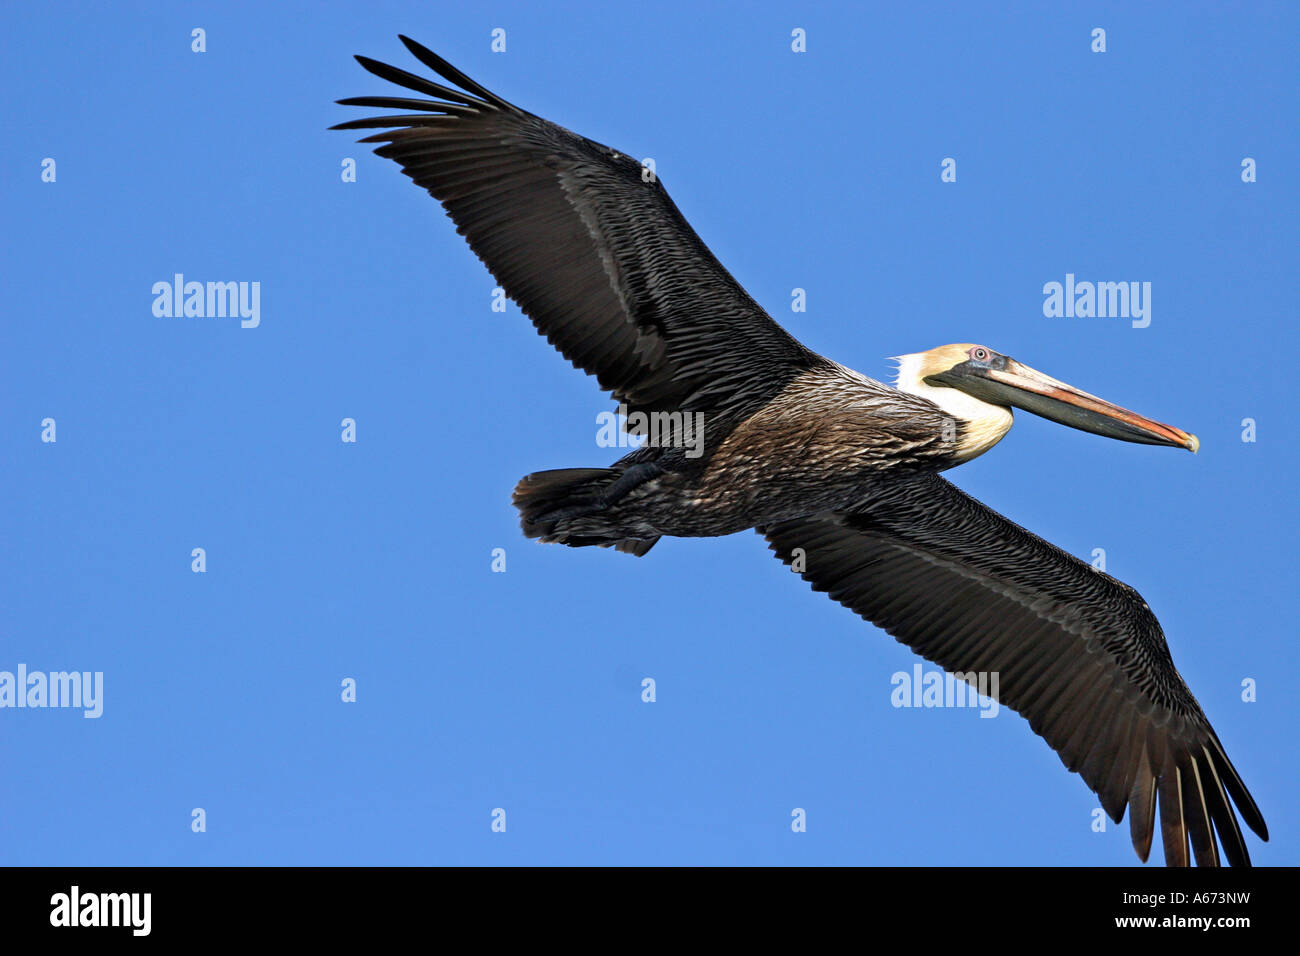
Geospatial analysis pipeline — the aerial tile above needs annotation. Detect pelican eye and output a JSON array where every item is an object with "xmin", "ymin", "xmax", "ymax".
[{"xmin": 970, "ymin": 347, "xmax": 990, "ymax": 362}]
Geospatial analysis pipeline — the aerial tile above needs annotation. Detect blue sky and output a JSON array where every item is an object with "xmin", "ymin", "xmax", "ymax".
[{"xmin": 2, "ymin": 1, "xmax": 1295, "ymax": 866}]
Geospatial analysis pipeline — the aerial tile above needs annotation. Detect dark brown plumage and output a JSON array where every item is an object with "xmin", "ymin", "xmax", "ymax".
[
  {"xmin": 763, "ymin": 473, "xmax": 1265, "ymax": 866},
  {"xmin": 334, "ymin": 37, "xmax": 1267, "ymax": 865}
]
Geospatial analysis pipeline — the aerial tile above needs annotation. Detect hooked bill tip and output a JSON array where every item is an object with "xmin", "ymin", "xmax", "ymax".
[{"xmin": 1186, "ymin": 433, "xmax": 1200, "ymax": 454}]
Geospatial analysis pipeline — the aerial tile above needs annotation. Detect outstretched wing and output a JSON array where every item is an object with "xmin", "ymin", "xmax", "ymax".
[
  {"xmin": 761, "ymin": 471, "xmax": 1267, "ymax": 866},
  {"xmin": 333, "ymin": 36, "xmax": 823, "ymax": 422}
]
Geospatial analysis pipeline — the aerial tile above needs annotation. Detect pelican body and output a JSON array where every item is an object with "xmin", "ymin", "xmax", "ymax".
[{"xmin": 335, "ymin": 37, "xmax": 1267, "ymax": 866}]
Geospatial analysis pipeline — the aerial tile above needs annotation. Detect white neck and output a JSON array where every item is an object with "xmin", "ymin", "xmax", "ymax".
[{"xmin": 893, "ymin": 353, "xmax": 1014, "ymax": 462}]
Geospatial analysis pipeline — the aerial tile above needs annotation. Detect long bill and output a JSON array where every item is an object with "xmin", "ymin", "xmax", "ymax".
[{"xmin": 941, "ymin": 359, "xmax": 1200, "ymax": 452}]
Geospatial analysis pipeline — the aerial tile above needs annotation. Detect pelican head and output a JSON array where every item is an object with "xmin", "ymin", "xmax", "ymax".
[{"xmin": 895, "ymin": 343, "xmax": 1199, "ymax": 461}]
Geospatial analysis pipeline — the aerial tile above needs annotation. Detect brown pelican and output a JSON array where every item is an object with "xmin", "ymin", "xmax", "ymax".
[{"xmin": 334, "ymin": 37, "xmax": 1267, "ymax": 866}]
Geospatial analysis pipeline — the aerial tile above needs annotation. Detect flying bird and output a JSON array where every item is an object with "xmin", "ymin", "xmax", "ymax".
[{"xmin": 334, "ymin": 36, "xmax": 1267, "ymax": 866}]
